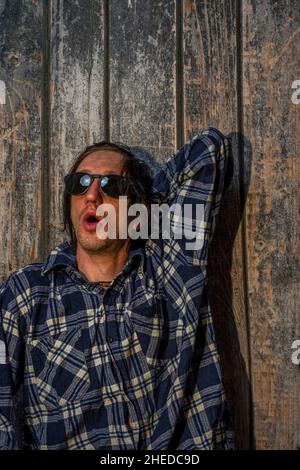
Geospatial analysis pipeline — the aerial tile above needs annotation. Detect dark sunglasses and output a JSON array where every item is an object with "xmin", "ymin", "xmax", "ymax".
[{"xmin": 64, "ymin": 172, "xmax": 132, "ymax": 198}]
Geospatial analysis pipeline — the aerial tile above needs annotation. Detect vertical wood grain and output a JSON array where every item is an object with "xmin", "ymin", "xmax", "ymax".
[
  {"xmin": 0, "ymin": 0, "xmax": 43, "ymax": 282},
  {"xmin": 183, "ymin": 0, "xmax": 251, "ymax": 448},
  {"xmin": 243, "ymin": 0, "xmax": 300, "ymax": 449},
  {"xmin": 49, "ymin": 0, "xmax": 105, "ymax": 250},
  {"xmin": 109, "ymin": 0, "xmax": 177, "ymax": 161}
]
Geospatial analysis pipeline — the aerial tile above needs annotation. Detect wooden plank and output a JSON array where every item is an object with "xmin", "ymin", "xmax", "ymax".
[
  {"xmin": 109, "ymin": 0, "xmax": 177, "ymax": 161},
  {"xmin": 0, "ymin": 0, "xmax": 43, "ymax": 282},
  {"xmin": 110, "ymin": 0, "xmax": 249, "ymax": 447},
  {"xmin": 49, "ymin": 0, "xmax": 105, "ymax": 250},
  {"xmin": 243, "ymin": 0, "xmax": 300, "ymax": 449},
  {"xmin": 183, "ymin": 0, "xmax": 250, "ymax": 448}
]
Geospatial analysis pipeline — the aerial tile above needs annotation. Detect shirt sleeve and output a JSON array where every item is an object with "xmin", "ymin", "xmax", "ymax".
[
  {"xmin": 149, "ymin": 127, "xmax": 232, "ymax": 265},
  {"xmin": 0, "ymin": 274, "xmax": 25, "ymax": 449}
]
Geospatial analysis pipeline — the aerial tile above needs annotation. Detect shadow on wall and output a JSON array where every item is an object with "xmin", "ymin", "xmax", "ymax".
[
  {"xmin": 130, "ymin": 145, "xmax": 162, "ymax": 178},
  {"xmin": 207, "ymin": 132, "xmax": 253, "ymax": 450},
  {"xmin": 131, "ymin": 133, "xmax": 254, "ymax": 449}
]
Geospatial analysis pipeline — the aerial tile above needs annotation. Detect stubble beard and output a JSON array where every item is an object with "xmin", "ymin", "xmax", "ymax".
[
  {"xmin": 74, "ymin": 223, "xmax": 128, "ymax": 254},
  {"xmin": 74, "ymin": 223, "xmax": 114, "ymax": 253}
]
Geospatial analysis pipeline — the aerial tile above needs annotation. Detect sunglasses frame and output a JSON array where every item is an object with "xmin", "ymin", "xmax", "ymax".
[{"xmin": 64, "ymin": 172, "xmax": 132, "ymax": 198}]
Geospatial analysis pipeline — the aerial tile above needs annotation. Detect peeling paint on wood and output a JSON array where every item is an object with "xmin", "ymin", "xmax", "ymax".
[
  {"xmin": 49, "ymin": 0, "xmax": 105, "ymax": 249},
  {"xmin": 0, "ymin": 0, "xmax": 42, "ymax": 280},
  {"xmin": 109, "ymin": 0, "xmax": 176, "ymax": 162},
  {"xmin": 243, "ymin": 0, "xmax": 300, "ymax": 450}
]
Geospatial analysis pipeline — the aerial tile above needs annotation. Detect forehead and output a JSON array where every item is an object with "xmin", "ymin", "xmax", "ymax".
[{"xmin": 76, "ymin": 150, "xmax": 126, "ymax": 174}]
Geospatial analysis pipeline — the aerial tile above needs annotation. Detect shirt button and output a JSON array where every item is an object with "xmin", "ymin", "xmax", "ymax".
[{"xmin": 108, "ymin": 336, "xmax": 114, "ymax": 343}]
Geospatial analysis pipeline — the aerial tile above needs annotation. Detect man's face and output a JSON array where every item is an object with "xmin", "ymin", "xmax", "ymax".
[{"xmin": 70, "ymin": 150, "xmax": 130, "ymax": 253}]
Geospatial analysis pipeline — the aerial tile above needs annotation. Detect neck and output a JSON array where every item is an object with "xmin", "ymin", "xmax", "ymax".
[{"xmin": 75, "ymin": 239, "xmax": 131, "ymax": 283}]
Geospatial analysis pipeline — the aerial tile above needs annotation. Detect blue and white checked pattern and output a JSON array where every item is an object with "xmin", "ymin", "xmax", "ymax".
[{"xmin": 0, "ymin": 128, "xmax": 234, "ymax": 449}]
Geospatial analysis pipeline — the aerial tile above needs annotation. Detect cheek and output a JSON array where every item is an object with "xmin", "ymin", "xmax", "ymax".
[{"xmin": 70, "ymin": 199, "xmax": 80, "ymax": 226}]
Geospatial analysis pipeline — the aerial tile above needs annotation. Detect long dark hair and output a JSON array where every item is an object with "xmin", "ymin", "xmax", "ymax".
[{"xmin": 62, "ymin": 141, "xmax": 153, "ymax": 247}]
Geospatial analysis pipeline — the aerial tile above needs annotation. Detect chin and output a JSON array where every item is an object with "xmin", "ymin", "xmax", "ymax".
[{"xmin": 76, "ymin": 230, "xmax": 113, "ymax": 253}]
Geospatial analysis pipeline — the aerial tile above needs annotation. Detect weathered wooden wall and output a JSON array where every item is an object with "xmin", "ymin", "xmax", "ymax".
[{"xmin": 0, "ymin": 0, "xmax": 299, "ymax": 449}]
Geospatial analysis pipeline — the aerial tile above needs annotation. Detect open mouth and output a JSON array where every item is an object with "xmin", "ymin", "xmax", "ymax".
[
  {"xmin": 82, "ymin": 212, "xmax": 101, "ymax": 232},
  {"xmin": 86, "ymin": 215, "xmax": 98, "ymax": 223}
]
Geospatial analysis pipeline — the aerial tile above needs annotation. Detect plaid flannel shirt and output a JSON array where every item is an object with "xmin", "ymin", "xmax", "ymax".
[{"xmin": 0, "ymin": 127, "xmax": 234, "ymax": 450}]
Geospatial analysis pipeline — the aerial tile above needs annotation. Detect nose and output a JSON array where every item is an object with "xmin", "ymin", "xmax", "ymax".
[{"xmin": 84, "ymin": 177, "xmax": 103, "ymax": 203}]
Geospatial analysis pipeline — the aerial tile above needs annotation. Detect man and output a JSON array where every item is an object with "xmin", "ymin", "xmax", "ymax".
[{"xmin": 0, "ymin": 127, "xmax": 234, "ymax": 449}]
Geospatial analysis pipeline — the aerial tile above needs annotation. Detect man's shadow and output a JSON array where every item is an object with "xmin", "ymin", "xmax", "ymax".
[{"xmin": 206, "ymin": 132, "xmax": 254, "ymax": 449}]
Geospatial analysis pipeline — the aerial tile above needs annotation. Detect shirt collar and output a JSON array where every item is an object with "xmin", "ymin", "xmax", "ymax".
[{"xmin": 41, "ymin": 239, "xmax": 145, "ymax": 276}]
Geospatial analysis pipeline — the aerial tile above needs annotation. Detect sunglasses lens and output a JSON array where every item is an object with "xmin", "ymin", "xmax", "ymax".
[
  {"xmin": 65, "ymin": 173, "xmax": 92, "ymax": 195},
  {"xmin": 80, "ymin": 174, "xmax": 92, "ymax": 188},
  {"xmin": 100, "ymin": 175, "xmax": 128, "ymax": 198}
]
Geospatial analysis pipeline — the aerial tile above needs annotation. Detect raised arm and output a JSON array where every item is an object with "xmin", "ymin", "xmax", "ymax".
[{"xmin": 149, "ymin": 127, "xmax": 232, "ymax": 265}]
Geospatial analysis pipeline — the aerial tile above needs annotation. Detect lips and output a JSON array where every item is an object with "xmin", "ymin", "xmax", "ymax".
[{"xmin": 82, "ymin": 211, "xmax": 102, "ymax": 232}]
